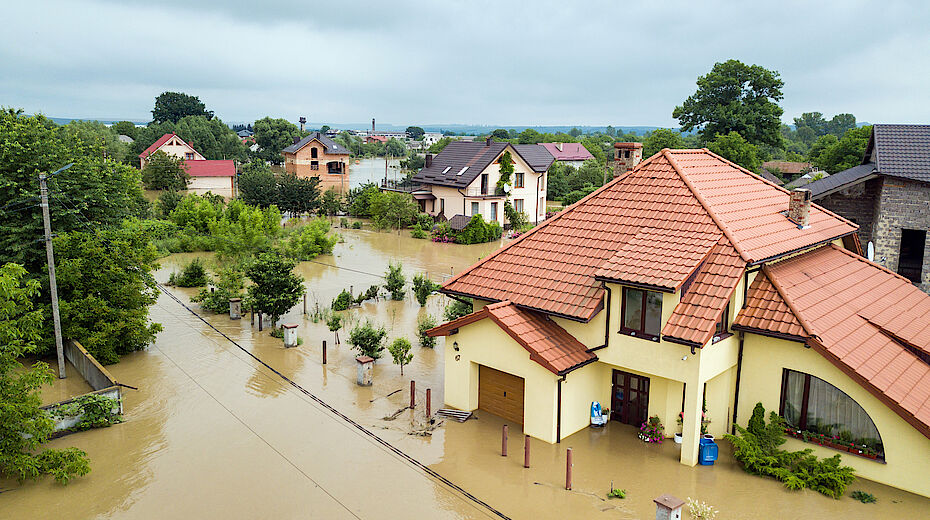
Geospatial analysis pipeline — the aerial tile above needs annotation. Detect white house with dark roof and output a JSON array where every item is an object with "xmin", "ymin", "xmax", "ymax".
[{"xmin": 410, "ymin": 138, "xmax": 554, "ymax": 227}]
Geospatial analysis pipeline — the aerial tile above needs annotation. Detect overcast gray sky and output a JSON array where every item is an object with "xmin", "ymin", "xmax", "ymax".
[{"xmin": 2, "ymin": 0, "xmax": 928, "ymax": 127}]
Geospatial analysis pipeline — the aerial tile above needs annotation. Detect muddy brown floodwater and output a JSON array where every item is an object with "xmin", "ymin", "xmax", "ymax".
[{"xmin": 2, "ymin": 224, "xmax": 929, "ymax": 519}]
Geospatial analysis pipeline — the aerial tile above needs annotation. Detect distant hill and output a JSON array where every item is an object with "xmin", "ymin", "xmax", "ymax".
[
  {"xmin": 45, "ymin": 116, "xmax": 148, "ymax": 126},
  {"xmin": 330, "ymin": 123, "xmax": 666, "ymax": 136}
]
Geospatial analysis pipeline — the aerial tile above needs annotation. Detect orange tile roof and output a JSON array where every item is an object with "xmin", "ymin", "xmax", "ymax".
[
  {"xmin": 732, "ymin": 272, "xmax": 806, "ymax": 338},
  {"xmin": 427, "ymin": 301, "xmax": 596, "ymax": 375},
  {"xmin": 662, "ymin": 238, "xmax": 745, "ymax": 346},
  {"xmin": 737, "ymin": 245, "xmax": 930, "ymax": 439},
  {"xmin": 442, "ymin": 149, "xmax": 855, "ymax": 323}
]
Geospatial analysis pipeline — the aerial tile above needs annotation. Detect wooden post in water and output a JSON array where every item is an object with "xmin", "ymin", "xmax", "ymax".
[
  {"xmin": 524, "ymin": 435, "xmax": 530, "ymax": 468},
  {"xmin": 322, "ymin": 340, "xmax": 327, "ymax": 364},
  {"xmin": 258, "ymin": 312, "xmax": 263, "ymax": 331},
  {"xmin": 250, "ymin": 308, "xmax": 254, "ymax": 326},
  {"xmin": 565, "ymin": 448, "xmax": 573, "ymax": 490},
  {"xmin": 410, "ymin": 380, "xmax": 416, "ymax": 408},
  {"xmin": 425, "ymin": 388, "xmax": 431, "ymax": 418},
  {"xmin": 502, "ymin": 425, "xmax": 509, "ymax": 456},
  {"xmin": 303, "ymin": 294, "xmax": 307, "ymax": 315}
]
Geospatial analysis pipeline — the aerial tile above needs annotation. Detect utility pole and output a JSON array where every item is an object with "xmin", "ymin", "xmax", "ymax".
[{"xmin": 39, "ymin": 164, "xmax": 72, "ymax": 379}]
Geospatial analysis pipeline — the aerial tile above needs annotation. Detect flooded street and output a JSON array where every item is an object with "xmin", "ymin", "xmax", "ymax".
[
  {"xmin": 351, "ymin": 157, "xmax": 403, "ymax": 189},
  {"xmin": 2, "ymin": 227, "xmax": 929, "ymax": 519}
]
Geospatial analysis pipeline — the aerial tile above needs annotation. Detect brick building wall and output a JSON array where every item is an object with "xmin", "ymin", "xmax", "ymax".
[
  {"xmin": 816, "ymin": 178, "xmax": 882, "ymax": 247},
  {"xmin": 871, "ymin": 177, "xmax": 930, "ymax": 292},
  {"xmin": 283, "ymin": 140, "xmax": 351, "ymax": 194}
]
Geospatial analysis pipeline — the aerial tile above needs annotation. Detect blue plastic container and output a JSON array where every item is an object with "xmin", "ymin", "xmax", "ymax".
[{"xmin": 699, "ymin": 438, "xmax": 718, "ymax": 465}]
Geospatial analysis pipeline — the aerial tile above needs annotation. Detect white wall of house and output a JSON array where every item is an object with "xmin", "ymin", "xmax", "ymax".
[
  {"xmin": 141, "ymin": 137, "xmax": 204, "ymax": 168},
  {"xmin": 188, "ymin": 176, "xmax": 234, "ymax": 198}
]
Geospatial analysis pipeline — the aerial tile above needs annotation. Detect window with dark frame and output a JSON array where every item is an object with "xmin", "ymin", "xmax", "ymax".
[
  {"xmin": 515, "ymin": 172, "xmax": 525, "ymax": 188},
  {"xmin": 712, "ymin": 303, "xmax": 731, "ymax": 343},
  {"xmin": 779, "ymin": 368, "xmax": 884, "ymax": 458},
  {"xmin": 619, "ymin": 287, "xmax": 662, "ymax": 341}
]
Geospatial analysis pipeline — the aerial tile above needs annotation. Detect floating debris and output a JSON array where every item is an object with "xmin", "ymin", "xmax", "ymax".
[{"xmin": 436, "ymin": 409, "xmax": 473, "ymax": 422}]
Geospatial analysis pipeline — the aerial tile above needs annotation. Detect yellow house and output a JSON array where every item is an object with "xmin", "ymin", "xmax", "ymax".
[
  {"xmin": 282, "ymin": 132, "xmax": 352, "ymax": 195},
  {"xmin": 411, "ymin": 139, "xmax": 553, "ymax": 227},
  {"xmin": 429, "ymin": 148, "xmax": 930, "ymax": 498}
]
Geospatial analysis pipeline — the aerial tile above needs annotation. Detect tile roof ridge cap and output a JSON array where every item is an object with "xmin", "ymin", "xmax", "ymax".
[
  {"xmin": 759, "ymin": 264, "xmax": 814, "ymax": 339},
  {"xmin": 825, "ymin": 242, "xmax": 916, "ymax": 285},
  {"xmin": 663, "ymin": 149, "xmax": 752, "ymax": 263},
  {"xmin": 443, "ymin": 170, "xmax": 632, "ymax": 289}
]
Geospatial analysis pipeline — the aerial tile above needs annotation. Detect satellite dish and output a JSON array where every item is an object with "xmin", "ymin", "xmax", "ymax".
[
  {"xmin": 867, "ymin": 241, "xmax": 874, "ymax": 261},
  {"xmin": 503, "ymin": 184, "xmax": 512, "ymax": 193}
]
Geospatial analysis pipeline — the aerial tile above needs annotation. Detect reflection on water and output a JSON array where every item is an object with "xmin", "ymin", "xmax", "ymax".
[{"xmin": 3, "ymin": 226, "xmax": 928, "ymax": 519}]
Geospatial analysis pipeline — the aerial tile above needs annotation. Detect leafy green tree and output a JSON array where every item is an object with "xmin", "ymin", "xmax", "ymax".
[
  {"xmin": 518, "ymin": 128, "xmax": 542, "ymax": 144},
  {"xmin": 151, "ymin": 91, "xmax": 213, "ymax": 124},
  {"xmin": 416, "ymin": 314, "xmax": 437, "ymax": 348},
  {"xmin": 673, "ymin": 59, "xmax": 784, "ymax": 147},
  {"xmin": 252, "ymin": 117, "xmax": 301, "ymax": 164},
  {"xmin": 808, "ymin": 134, "xmax": 838, "ymax": 163},
  {"xmin": 388, "ymin": 337, "xmax": 414, "ymax": 375},
  {"xmin": 427, "ymin": 137, "xmax": 453, "ymax": 154},
  {"xmin": 369, "ymin": 191, "xmax": 418, "ymax": 230},
  {"xmin": 443, "ymin": 299, "xmax": 472, "ymax": 320},
  {"xmin": 155, "ymin": 190, "xmax": 184, "ymax": 218},
  {"xmin": 826, "ymin": 114, "xmax": 857, "ymax": 137},
  {"xmin": 173, "ymin": 115, "xmax": 248, "ymax": 162},
  {"xmin": 400, "ymin": 153, "xmax": 425, "ymax": 171},
  {"xmin": 0, "ymin": 109, "xmax": 149, "ymax": 274},
  {"xmin": 191, "ymin": 266, "xmax": 244, "ymax": 313},
  {"xmin": 405, "ymin": 126, "xmax": 425, "ymax": 140},
  {"xmin": 568, "ymin": 127, "xmax": 582, "ymax": 137},
  {"xmin": 562, "ymin": 185, "xmax": 598, "ymax": 206},
  {"xmin": 280, "ymin": 218, "xmax": 339, "ymax": 261},
  {"xmin": 793, "ymin": 112, "xmax": 828, "ymax": 139},
  {"xmin": 643, "ymin": 128, "xmax": 686, "ymax": 158},
  {"xmin": 348, "ymin": 182, "xmax": 381, "ymax": 217},
  {"xmin": 319, "ymin": 125, "xmax": 331, "ymax": 134},
  {"xmin": 605, "ymin": 125, "xmax": 616, "ymax": 137},
  {"xmin": 331, "ymin": 290, "xmax": 353, "ymax": 312},
  {"xmin": 54, "ymin": 227, "xmax": 162, "ymax": 364},
  {"xmin": 168, "ymin": 258, "xmax": 208, "ymax": 287},
  {"xmin": 412, "ymin": 273, "xmax": 441, "ymax": 306},
  {"xmin": 384, "ymin": 138, "xmax": 406, "ymax": 157},
  {"xmin": 348, "ymin": 320, "xmax": 387, "ymax": 359},
  {"xmin": 319, "ymin": 187, "xmax": 344, "ymax": 217},
  {"xmin": 141, "ymin": 150, "xmax": 190, "ymax": 190},
  {"xmin": 385, "ymin": 262, "xmax": 406, "ymax": 300},
  {"xmin": 326, "ymin": 312, "xmax": 342, "ymax": 344},
  {"xmin": 707, "ymin": 131, "xmax": 761, "ymax": 172},
  {"xmin": 245, "ymin": 252, "xmax": 304, "ymax": 329},
  {"xmin": 812, "ymin": 125, "xmax": 871, "ymax": 173},
  {"xmin": 504, "ymin": 201, "xmax": 529, "ymax": 231},
  {"xmin": 491, "ymin": 129, "xmax": 510, "ymax": 140},
  {"xmin": 0, "ymin": 263, "xmax": 90, "ymax": 484},
  {"xmin": 60, "ymin": 120, "xmax": 131, "ymax": 164},
  {"xmin": 111, "ymin": 121, "xmax": 137, "ymax": 140},
  {"xmin": 275, "ymin": 172, "xmax": 321, "ymax": 216},
  {"xmin": 212, "ymin": 201, "xmax": 282, "ymax": 261},
  {"xmin": 238, "ymin": 162, "xmax": 279, "ymax": 208}
]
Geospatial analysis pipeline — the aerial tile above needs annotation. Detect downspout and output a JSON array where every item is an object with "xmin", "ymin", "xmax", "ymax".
[
  {"xmin": 556, "ymin": 379, "xmax": 561, "ymax": 443},
  {"xmin": 535, "ymin": 174, "xmax": 542, "ymax": 225},
  {"xmin": 458, "ymin": 188, "xmax": 466, "ymax": 215},
  {"xmin": 601, "ymin": 284, "xmax": 612, "ymax": 349},
  {"xmin": 731, "ymin": 331, "xmax": 745, "ymax": 434}
]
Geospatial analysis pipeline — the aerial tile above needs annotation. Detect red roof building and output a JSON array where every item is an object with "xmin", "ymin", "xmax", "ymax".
[
  {"xmin": 539, "ymin": 142, "xmax": 594, "ymax": 163},
  {"xmin": 429, "ymin": 148, "xmax": 930, "ymax": 497},
  {"xmin": 139, "ymin": 133, "xmax": 235, "ymax": 197}
]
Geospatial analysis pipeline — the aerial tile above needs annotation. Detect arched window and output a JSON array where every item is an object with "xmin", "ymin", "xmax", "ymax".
[{"xmin": 780, "ymin": 369, "xmax": 883, "ymax": 457}]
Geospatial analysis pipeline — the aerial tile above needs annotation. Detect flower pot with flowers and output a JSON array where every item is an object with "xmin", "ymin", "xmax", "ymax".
[{"xmin": 638, "ymin": 415, "xmax": 664, "ymax": 443}]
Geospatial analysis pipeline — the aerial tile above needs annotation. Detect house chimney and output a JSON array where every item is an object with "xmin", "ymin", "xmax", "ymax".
[
  {"xmin": 372, "ymin": 118, "xmax": 376, "ymax": 134},
  {"xmin": 788, "ymin": 188, "xmax": 812, "ymax": 228},
  {"xmin": 293, "ymin": 136, "xmax": 300, "ymax": 145},
  {"xmin": 486, "ymin": 136, "xmax": 492, "ymax": 147},
  {"xmin": 425, "ymin": 153, "xmax": 433, "ymax": 168},
  {"xmin": 299, "ymin": 116, "xmax": 306, "ymax": 133}
]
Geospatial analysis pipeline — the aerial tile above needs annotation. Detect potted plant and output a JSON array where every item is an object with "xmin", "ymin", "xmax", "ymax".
[
  {"xmin": 638, "ymin": 415, "xmax": 664, "ymax": 443},
  {"xmin": 675, "ymin": 412, "xmax": 683, "ymax": 444}
]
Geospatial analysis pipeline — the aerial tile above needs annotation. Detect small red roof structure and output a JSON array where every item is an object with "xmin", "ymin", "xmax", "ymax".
[
  {"xmin": 735, "ymin": 244, "xmax": 930, "ymax": 439},
  {"xmin": 366, "ymin": 135, "xmax": 389, "ymax": 143},
  {"xmin": 427, "ymin": 301, "xmax": 596, "ymax": 375},
  {"xmin": 183, "ymin": 160, "xmax": 235, "ymax": 177},
  {"xmin": 139, "ymin": 133, "xmax": 177, "ymax": 159},
  {"xmin": 539, "ymin": 142, "xmax": 594, "ymax": 162}
]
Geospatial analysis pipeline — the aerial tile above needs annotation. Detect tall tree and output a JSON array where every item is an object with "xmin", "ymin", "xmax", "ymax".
[
  {"xmin": 673, "ymin": 59, "xmax": 784, "ymax": 147},
  {"xmin": 0, "ymin": 263, "xmax": 90, "ymax": 484},
  {"xmin": 238, "ymin": 162, "xmax": 279, "ymax": 208},
  {"xmin": 151, "ymin": 92, "xmax": 213, "ymax": 124},
  {"xmin": 491, "ymin": 129, "xmax": 510, "ymax": 140},
  {"xmin": 246, "ymin": 252, "xmax": 304, "ymax": 328},
  {"xmin": 276, "ymin": 172, "xmax": 321, "ymax": 216},
  {"xmin": 707, "ymin": 131, "xmax": 762, "ymax": 172},
  {"xmin": 141, "ymin": 150, "xmax": 190, "ymax": 191},
  {"xmin": 384, "ymin": 138, "xmax": 406, "ymax": 157},
  {"xmin": 812, "ymin": 125, "xmax": 872, "ymax": 173},
  {"xmin": 405, "ymin": 126, "xmax": 425, "ymax": 140},
  {"xmin": 643, "ymin": 128, "xmax": 686, "ymax": 158},
  {"xmin": 111, "ymin": 121, "xmax": 137, "ymax": 140},
  {"xmin": 252, "ymin": 117, "xmax": 301, "ymax": 164}
]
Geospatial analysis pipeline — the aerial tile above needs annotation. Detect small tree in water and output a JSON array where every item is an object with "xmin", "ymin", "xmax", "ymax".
[
  {"xmin": 245, "ymin": 252, "xmax": 304, "ymax": 329},
  {"xmin": 348, "ymin": 320, "xmax": 387, "ymax": 359},
  {"xmin": 326, "ymin": 313, "xmax": 342, "ymax": 344},
  {"xmin": 417, "ymin": 314, "xmax": 437, "ymax": 348},
  {"xmin": 388, "ymin": 337, "xmax": 414, "ymax": 375},
  {"xmin": 385, "ymin": 262, "xmax": 406, "ymax": 301}
]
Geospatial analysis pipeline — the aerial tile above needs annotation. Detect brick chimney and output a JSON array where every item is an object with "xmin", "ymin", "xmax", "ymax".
[
  {"xmin": 299, "ymin": 116, "xmax": 306, "ymax": 132},
  {"xmin": 788, "ymin": 188, "xmax": 812, "ymax": 228},
  {"xmin": 612, "ymin": 142, "xmax": 643, "ymax": 177},
  {"xmin": 292, "ymin": 136, "xmax": 300, "ymax": 145},
  {"xmin": 425, "ymin": 153, "xmax": 433, "ymax": 168},
  {"xmin": 486, "ymin": 136, "xmax": 492, "ymax": 147}
]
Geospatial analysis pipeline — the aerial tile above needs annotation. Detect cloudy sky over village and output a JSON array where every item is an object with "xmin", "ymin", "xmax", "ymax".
[{"xmin": 2, "ymin": 0, "xmax": 929, "ymax": 127}]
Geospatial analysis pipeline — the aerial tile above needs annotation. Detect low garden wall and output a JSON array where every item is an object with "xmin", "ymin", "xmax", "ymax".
[{"xmin": 40, "ymin": 339, "xmax": 123, "ymax": 434}]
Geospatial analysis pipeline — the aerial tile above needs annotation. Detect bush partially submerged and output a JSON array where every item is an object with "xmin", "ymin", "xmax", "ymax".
[
  {"xmin": 417, "ymin": 314, "xmax": 437, "ymax": 348},
  {"xmin": 348, "ymin": 320, "xmax": 387, "ymax": 359},
  {"xmin": 168, "ymin": 258, "xmax": 209, "ymax": 287},
  {"xmin": 191, "ymin": 266, "xmax": 244, "ymax": 313}
]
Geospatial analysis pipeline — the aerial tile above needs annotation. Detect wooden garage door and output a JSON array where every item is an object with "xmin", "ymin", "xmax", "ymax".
[{"xmin": 478, "ymin": 365, "xmax": 524, "ymax": 426}]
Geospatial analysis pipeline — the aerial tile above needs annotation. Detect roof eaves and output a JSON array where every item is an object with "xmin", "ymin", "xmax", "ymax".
[
  {"xmin": 557, "ymin": 356, "xmax": 599, "ymax": 376},
  {"xmin": 592, "ymin": 276, "xmax": 677, "ymax": 293},
  {"xmin": 730, "ymin": 324, "xmax": 808, "ymax": 343},
  {"xmin": 759, "ymin": 265, "xmax": 814, "ymax": 339},
  {"xmin": 437, "ymin": 288, "xmax": 601, "ymax": 323}
]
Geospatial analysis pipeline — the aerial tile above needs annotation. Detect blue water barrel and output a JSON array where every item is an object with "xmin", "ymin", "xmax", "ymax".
[{"xmin": 699, "ymin": 438, "xmax": 718, "ymax": 465}]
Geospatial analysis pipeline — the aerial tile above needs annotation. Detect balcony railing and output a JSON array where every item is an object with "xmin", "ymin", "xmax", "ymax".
[{"xmin": 463, "ymin": 187, "xmax": 506, "ymax": 197}]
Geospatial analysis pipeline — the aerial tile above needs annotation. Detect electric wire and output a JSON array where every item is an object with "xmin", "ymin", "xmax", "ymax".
[{"xmin": 157, "ymin": 284, "xmax": 511, "ymax": 520}]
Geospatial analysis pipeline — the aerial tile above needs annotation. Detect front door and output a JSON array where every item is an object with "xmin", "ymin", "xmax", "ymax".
[{"xmin": 611, "ymin": 370, "xmax": 650, "ymax": 426}]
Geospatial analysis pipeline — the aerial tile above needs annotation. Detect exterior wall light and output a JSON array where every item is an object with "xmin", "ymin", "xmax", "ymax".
[{"xmin": 453, "ymin": 342, "xmax": 459, "ymax": 352}]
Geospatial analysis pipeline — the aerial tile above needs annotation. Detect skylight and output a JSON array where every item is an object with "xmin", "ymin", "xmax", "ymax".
[
  {"xmin": 457, "ymin": 166, "xmax": 468, "ymax": 176},
  {"xmin": 441, "ymin": 166, "xmax": 451, "ymax": 174}
]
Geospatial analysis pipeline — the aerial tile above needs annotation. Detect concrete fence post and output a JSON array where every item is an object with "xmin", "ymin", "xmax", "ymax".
[
  {"xmin": 229, "ymin": 297, "xmax": 241, "ymax": 320},
  {"xmin": 565, "ymin": 448, "xmax": 573, "ymax": 490},
  {"xmin": 322, "ymin": 340, "xmax": 327, "ymax": 364},
  {"xmin": 282, "ymin": 324, "xmax": 298, "ymax": 348},
  {"xmin": 356, "ymin": 356, "xmax": 373, "ymax": 386}
]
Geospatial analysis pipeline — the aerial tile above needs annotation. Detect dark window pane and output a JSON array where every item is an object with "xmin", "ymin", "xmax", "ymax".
[
  {"xmin": 644, "ymin": 291, "xmax": 662, "ymax": 336},
  {"xmin": 782, "ymin": 370, "xmax": 805, "ymax": 428},
  {"xmin": 623, "ymin": 289, "xmax": 643, "ymax": 330}
]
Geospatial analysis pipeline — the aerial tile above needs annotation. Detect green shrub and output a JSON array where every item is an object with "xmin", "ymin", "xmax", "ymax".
[
  {"xmin": 49, "ymin": 394, "xmax": 122, "ymax": 432},
  {"xmin": 339, "ymin": 217, "xmax": 349, "ymax": 228},
  {"xmin": 412, "ymin": 273, "xmax": 440, "ymax": 306},
  {"xmin": 388, "ymin": 337, "xmax": 414, "ymax": 375},
  {"xmin": 851, "ymin": 490, "xmax": 876, "ymax": 503},
  {"xmin": 417, "ymin": 314, "xmax": 437, "ymax": 348},
  {"xmin": 415, "ymin": 213, "xmax": 434, "ymax": 230},
  {"xmin": 352, "ymin": 221, "xmax": 362, "ymax": 229},
  {"xmin": 348, "ymin": 320, "xmax": 387, "ymax": 359},
  {"xmin": 280, "ymin": 218, "xmax": 339, "ymax": 261},
  {"xmin": 191, "ymin": 266, "xmax": 245, "ymax": 313},
  {"xmin": 410, "ymin": 223, "xmax": 429, "ymax": 239},
  {"xmin": 561, "ymin": 184, "xmax": 598, "ymax": 206},
  {"xmin": 443, "ymin": 299, "xmax": 473, "ymax": 320},
  {"xmin": 724, "ymin": 403, "xmax": 856, "ymax": 499},
  {"xmin": 332, "ymin": 289, "xmax": 353, "ymax": 311},
  {"xmin": 385, "ymin": 262, "xmax": 406, "ymax": 300},
  {"xmin": 457, "ymin": 214, "xmax": 503, "ymax": 244},
  {"xmin": 504, "ymin": 200, "xmax": 529, "ymax": 231},
  {"xmin": 169, "ymin": 258, "xmax": 209, "ymax": 287}
]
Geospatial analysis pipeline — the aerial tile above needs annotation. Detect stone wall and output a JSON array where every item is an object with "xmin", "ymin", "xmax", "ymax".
[
  {"xmin": 816, "ymin": 177, "xmax": 882, "ymax": 247},
  {"xmin": 871, "ymin": 177, "xmax": 930, "ymax": 292},
  {"xmin": 40, "ymin": 339, "xmax": 124, "ymax": 433}
]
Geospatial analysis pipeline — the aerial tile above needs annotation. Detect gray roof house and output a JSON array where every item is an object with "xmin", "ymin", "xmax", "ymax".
[
  {"xmin": 807, "ymin": 124, "xmax": 930, "ymax": 292},
  {"xmin": 282, "ymin": 132, "xmax": 351, "ymax": 155}
]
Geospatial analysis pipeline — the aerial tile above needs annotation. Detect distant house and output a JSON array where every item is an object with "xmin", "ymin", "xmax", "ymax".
[
  {"xmin": 282, "ymin": 132, "xmax": 352, "ymax": 194},
  {"xmin": 784, "ymin": 170, "xmax": 828, "ymax": 189},
  {"xmin": 761, "ymin": 161, "xmax": 810, "ymax": 185},
  {"xmin": 410, "ymin": 138, "xmax": 554, "ymax": 227},
  {"xmin": 539, "ymin": 142, "xmax": 593, "ymax": 168},
  {"xmin": 138, "ymin": 133, "xmax": 235, "ymax": 197},
  {"xmin": 422, "ymin": 133, "xmax": 444, "ymax": 146},
  {"xmin": 807, "ymin": 124, "xmax": 930, "ymax": 291},
  {"xmin": 236, "ymin": 129, "xmax": 253, "ymax": 138},
  {"xmin": 365, "ymin": 135, "xmax": 389, "ymax": 144}
]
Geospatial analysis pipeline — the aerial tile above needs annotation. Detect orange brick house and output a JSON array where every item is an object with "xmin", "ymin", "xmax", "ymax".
[{"xmin": 282, "ymin": 132, "xmax": 352, "ymax": 194}]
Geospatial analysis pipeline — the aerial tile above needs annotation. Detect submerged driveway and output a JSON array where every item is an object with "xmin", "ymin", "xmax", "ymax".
[{"xmin": 0, "ymin": 291, "xmax": 495, "ymax": 520}]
